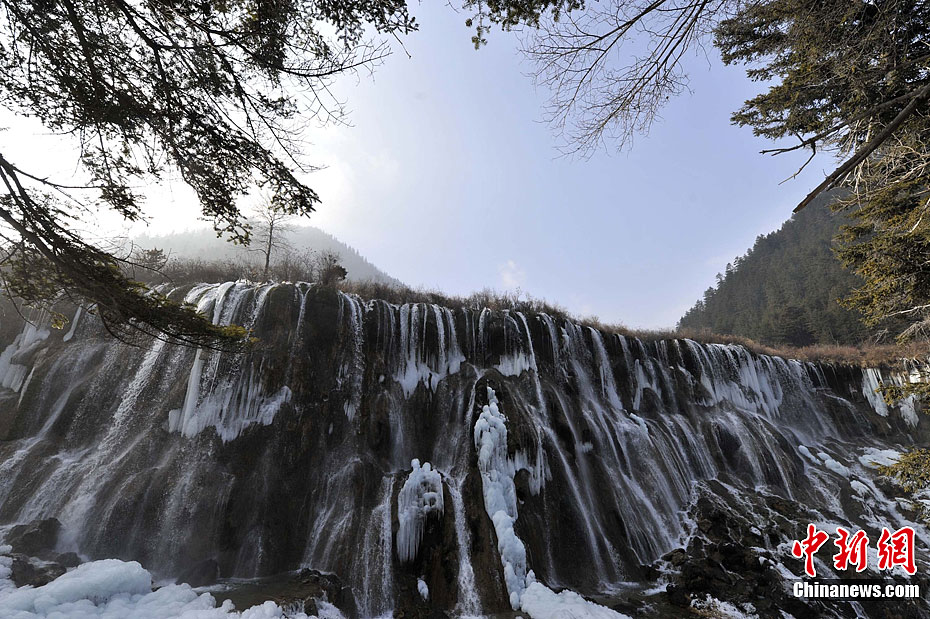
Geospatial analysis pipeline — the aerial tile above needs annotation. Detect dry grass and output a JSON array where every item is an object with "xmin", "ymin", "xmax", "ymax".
[{"xmin": 620, "ymin": 329, "xmax": 926, "ymax": 367}]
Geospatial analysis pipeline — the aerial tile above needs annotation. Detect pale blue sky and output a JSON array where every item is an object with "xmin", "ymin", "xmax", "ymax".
[
  {"xmin": 3, "ymin": 3, "xmax": 831, "ymax": 329},
  {"xmin": 294, "ymin": 3, "xmax": 827, "ymax": 329}
]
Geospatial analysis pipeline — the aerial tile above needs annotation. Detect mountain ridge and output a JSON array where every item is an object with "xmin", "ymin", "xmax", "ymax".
[
  {"xmin": 134, "ymin": 225, "xmax": 402, "ymax": 287},
  {"xmin": 678, "ymin": 192, "xmax": 870, "ymax": 346}
]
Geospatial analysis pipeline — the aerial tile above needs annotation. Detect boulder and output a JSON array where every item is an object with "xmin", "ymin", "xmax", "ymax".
[
  {"xmin": 55, "ymin": 552, "xmax": 82, "ymax": 568},
  {"xmin": 10, "ymin": 554, "xmax": 66, "ymax": 587},
  {"xmin": 4, "ymin": 518, "xmax": 62, "ymax": 558}
]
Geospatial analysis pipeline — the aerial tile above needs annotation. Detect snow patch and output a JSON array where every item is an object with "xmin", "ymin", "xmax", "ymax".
[
  {"xmin": 520, "ymin": 581, "xmax": 630, "ymax": 618},
  {"xmin": 797, "ymin": 445, "xmax": 819, "ymax": 465},
  {"xmin": 858, "ymin": 448, "xmax": 900, "ymax": 469},
  {"xmin": 690, "ymin": 595, "xmax": 759, "ymax": 618},
  {"xmin": 850, "ymin": 480, "xmax": 870, "ymax": 496},
  {"xmin": 816, "ymin": 452, "xmax": 850, "ymax": 477},
  {"xmin": 0, "ymin": 558, "xmax": 324, "ymax": 618}
]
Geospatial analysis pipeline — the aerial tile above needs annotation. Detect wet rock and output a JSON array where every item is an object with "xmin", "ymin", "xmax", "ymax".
[
  {"xmin": 392, "ymin": 475, "xmax": 461, "ymax": 616},
  {"xmin": 637, "ymin": 563, "xmax": 661, "ymax": 580},
  {"xmin": 295, "ymin": 569, "xmax": 356, "ymax": 617},
  {"xmin": 177, "ymin": 558, "xmax": 221, "ymax": 587},
  {"xmin": 209, "ymin": 568, "xmax": 357, "ymax": 619},
  {"xmin": 10, "ymin": 554, "xmax": 66, "ymax": 587},
  {"xmin": 652, "ymin": 482, "xmax": 930, "ymax": 619},
  {"xmin": 55, "ymin": 552, "xmax": 82, "ymax": 568},
  {"xmin": 4, "ymin": 518, "xmax": 62, "ymax": 558},
  {"xmin": 662, "ymin": 548, "xmax": 688, "ymax": 567}
]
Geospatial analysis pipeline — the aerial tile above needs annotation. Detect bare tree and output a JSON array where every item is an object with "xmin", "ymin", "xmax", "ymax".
[
  {"xmin": 250, "ymin": 202, "xmax": 295, "ymax": 281},
  {"xmin": 524, "ymin": 0, "xmax": 728, "ymax": 156}
]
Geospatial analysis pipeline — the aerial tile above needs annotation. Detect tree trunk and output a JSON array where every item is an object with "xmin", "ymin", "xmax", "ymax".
[{"xmin": 263, "ymin": 220, "xmax": 274, "ymax": 280}]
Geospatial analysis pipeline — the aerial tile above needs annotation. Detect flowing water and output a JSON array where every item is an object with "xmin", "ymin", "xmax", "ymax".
[{"xmin": 0, "ymin": 283, "xmax": 926, "ymax": 616}]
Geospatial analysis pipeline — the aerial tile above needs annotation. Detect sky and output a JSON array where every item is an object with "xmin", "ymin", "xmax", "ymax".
[{"xmin": 2, "ymin": 3, "xmax": 833, "ymax": 330}]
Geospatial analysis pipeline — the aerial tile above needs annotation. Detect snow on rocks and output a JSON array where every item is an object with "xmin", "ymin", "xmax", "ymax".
[
  {"xmin": 519, "ymin": 581, "xmax": 630, "ymax": 619},
  {"xmin": 816, "ymin": 452, "xmax": 850, "ymax": 477},
  {"xmin": 858, "ymin": 448, "xmax": 901, "ymax": 469},
  {"xmin": 0, "ymin": 557, "xmax": 326, "ymax": 619},
  {"xmin": 798, "ymin": 445, "xmax": 850, "ymax": 477},
  {"xmin": 396, "ymin": 459, "xmax": 444, "ymax": 563},
  {"xmin": 797, "ymin": 445, "xmax": 819, "ymax": 465},
  {"xmin": 690, "ymin": 594, "xmax": 758, "ymax": 618},
  {"xmin": 850, "ymin": 480, "xmax": 870, "ymax": 496}
]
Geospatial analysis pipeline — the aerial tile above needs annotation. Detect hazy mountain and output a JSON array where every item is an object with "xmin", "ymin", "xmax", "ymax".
[{"xmin": 135, "ymin": 226, "xmax": 402, "ymax": 286}]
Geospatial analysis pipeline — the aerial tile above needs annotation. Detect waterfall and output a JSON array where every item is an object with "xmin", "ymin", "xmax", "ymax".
[{"xmin": 0, "ymin": 282, "xmax": 926, "ymax": 617}]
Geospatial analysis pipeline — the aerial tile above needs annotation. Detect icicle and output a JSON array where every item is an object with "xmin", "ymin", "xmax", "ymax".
[
  {"xmin": 62, "ymin": 307, "xmax": 82, "ymax": 342},
  {"xmin": 396, "ymin": 459, "xmax": 444, "ymax": 563},
  {"xmin": 474, "ymin": 387, "xmax": 528, "ymax": 609}
]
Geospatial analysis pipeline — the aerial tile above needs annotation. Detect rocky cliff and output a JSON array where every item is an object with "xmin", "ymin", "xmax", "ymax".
[{"xmin": 0, "ymin": 282, "xmax": 927, "ymax": 617}]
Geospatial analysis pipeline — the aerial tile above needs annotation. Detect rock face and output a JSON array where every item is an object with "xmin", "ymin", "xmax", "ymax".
[
  {"xmin": 4, "ymin": 518, "xmax": 61, "ymax": 559},
  {"xmin": 9, "ymin": 554, "xmax": 67, "ymax": 588},
  {"xmin": 0, "ymin": 283, "xmax": 927, "ymax": 617},
  {"xmin": 2, "ymin": 518, "xmax": 76, "ymax": 588}
]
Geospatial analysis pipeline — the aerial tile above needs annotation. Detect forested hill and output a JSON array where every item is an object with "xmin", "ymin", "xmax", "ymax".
[{"xmin": 677, "ymin": 193, "xmax": 870, "ymax": 346}]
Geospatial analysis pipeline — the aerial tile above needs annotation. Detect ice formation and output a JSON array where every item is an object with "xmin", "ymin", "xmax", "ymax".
[
  {"xmin": 0, "ymin": 315, "xmax": 50, "ymax": 392},
  {"xmin": 519, "ymin": 581, "xmax": 630, "ymax": 618},
  {"xmin": 1, "ymin": 282, "xmax": 928, "ymax": 616},
  {"xmin": 858, "ymin": 448, "xmax": 901, "ymax": 468},
  {"xmin": 396, "ymin": 459, "xmax": 444, "ymax": 563},
  {"xmin": 394, "ymin": 303, "xmax": 465, "ymax": 397},
  {"xmin": 416, "ymin": 578, "xmax": 429, "ymax": 601},
  {"xmin": 861, "ymin": 368, "xmax": 889, "ymax": 417},
  {"xmin": 0, "ymin": 557, "xmax": 328, "ymax": 619},
  {"xmin": 167, "ymin": 284, "xmax": 293, "ymax": 441},
  {"xmin": 473, "ymin": 387, "xmax": 528, "ymax": 609},
  {"xmin": 850, "ymin": 480, "xmax": 870, "ymax": 496}
]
